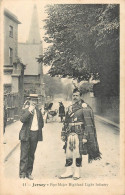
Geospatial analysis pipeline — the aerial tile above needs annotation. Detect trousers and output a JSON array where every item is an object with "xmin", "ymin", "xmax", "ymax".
[{"xmin": 19, "ymin": 130, "xmax": 38, "ymax": 177}]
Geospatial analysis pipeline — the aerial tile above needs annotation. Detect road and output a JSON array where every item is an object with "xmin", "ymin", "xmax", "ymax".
[{"xmin": 4, "ymin": 114, "xmax": 119, "ymax": 180}]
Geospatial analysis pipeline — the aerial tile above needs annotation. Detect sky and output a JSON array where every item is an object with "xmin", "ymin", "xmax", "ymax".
[{"xmin": 3, "ymin": 0, "xmax": 46, "ymax": 43}]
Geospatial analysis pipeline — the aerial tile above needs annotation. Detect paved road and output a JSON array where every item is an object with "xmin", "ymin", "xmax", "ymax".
[{"xmin": 4, "ymin": 116, "xmax": 119, "ymax": 180}]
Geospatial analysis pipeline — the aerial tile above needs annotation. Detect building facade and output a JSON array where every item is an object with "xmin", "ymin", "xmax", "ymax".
[
  {"xmin": 4, "ymin": 9, "xmax": 21, "ymax": 93},
  {"xmin": 4, "ymin": 9, "xmax": 25, "ymax": 123}
]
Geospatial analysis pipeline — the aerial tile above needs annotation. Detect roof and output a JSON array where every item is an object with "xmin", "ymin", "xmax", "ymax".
[
  {"xmin": 4, "ymin": 8, "xmax": 21, "ymax": 24},
  {"xmin": 18, "ymin": 42, "xmax": 42, "ymax": 75}
]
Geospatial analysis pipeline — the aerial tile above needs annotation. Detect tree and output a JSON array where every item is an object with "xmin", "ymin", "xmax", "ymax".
[
  {"xmin": 80, "ymin": 82, "xmax": 93, "ymax": 94},
  {"xmin": 40, "ymin": 4, "xmax": 119, "ymax": 96},
  {"xmin": 43, "ymin": 74, "xmax": 63, "ymax": 98},
  {"xmin": 42, "ymin": 5, "xmax": 101, "ymax": 80},
  {"xmin": 93, "ymin": 5, "xmax": 119, "ymax": 96},
  {"xmin": 63, "ymin": 83, "xmax": 72, "ymax": 100}
]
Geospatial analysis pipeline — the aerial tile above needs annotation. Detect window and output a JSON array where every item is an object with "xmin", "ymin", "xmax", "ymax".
[
  {"xmin": 9, "ymin": 48, "xmax": 13, "ymax": 65},
  {"xmin": 9, "ymin": 26, "xmax": 13, "ymax": 37}
]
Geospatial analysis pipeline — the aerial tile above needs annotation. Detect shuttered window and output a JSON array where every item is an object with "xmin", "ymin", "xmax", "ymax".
[
  {"xmin": 9, "ymin": 47, "xmax": 13, "ymax": 65},
  {"xmin": 9, "ymin": 25, "xmax": 13, "ymax": 37}
]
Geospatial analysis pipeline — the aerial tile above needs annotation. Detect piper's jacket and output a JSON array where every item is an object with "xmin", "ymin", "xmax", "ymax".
[
  {"xmin": 61, "ymin": 101, "xmax": 101, "ymax": 162},
  {"xmin": 19, "ymin": 107, "xmax": 44, "ymax": 141}
]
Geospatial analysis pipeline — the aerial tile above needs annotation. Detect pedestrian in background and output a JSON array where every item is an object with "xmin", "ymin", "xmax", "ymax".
[
  {"xmin": 3, "ymin": 104, "xmax": 7, "ymax": 144},
  {"xmin": 19, "ymin": 94, "xmax": 44, "ymax": 180},
  {"xmin": 59, "ymin": 102, "xmax": 65, "ymax": 122},
  {"xmin": 59, "ymin": 88, "xmax": 101, "ymax": 180}
]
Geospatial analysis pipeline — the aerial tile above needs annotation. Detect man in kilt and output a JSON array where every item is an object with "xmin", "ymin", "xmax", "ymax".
[{"xmin": 60, "ymin": 88, "xmax": 101, "ymax": 180}]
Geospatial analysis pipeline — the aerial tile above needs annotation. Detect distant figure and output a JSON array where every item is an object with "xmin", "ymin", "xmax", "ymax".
[
  {"xmin": 59, "ymin": 102, "xmax": 65, "ymax": 122},
  {"xmin": 3, "ymin": 105, "xmax": 7, "ymax": 144},
  {"xmin": 44, "ymin": 102, "xmax": 53, "ymax": 111},
  {"xmin": 47, "ymin": 103, "xmax": 53, "ymax": 110},
  {"xmin": 4, "ymin": 105, "xmax": 7, "ymax": 134}
]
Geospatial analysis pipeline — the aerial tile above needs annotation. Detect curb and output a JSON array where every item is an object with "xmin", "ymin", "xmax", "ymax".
[
  {"xmin": 4, "ymin": 142, "xmax": 20, "ymax": 163},
  {"xmin": 95, "ymin": 115, "xmax": 119, "ymax": 129},
  {"xmin": 4, "ymin": 120, "xmax": 21, "ymax": 163}
]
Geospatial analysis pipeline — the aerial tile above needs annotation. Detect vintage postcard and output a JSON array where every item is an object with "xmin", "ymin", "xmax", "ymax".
[{"xmin": 0, "ymin": 0, "xmax": 125, "ymax": 194}]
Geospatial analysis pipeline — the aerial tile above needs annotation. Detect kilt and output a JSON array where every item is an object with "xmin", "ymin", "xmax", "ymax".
[
  {"xmin": 66, "ymin": 133, "xmax": 80, "ymax": 158},
  {"xmin": 65, "ymin": 133, "xmax": 88, "ymax": 158}
]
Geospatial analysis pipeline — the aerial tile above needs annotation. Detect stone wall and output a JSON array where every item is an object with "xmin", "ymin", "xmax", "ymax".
[
  {"xmin": 4, "ymin": 93, "xmax": 21, "ymax": 124},
  {"xmin": 24, "ymin": 75, "xmax": 41, "ymax": 95},
  {"xmin": 82, "ymin": 92, "xmax": 119, "ymax": 124}
]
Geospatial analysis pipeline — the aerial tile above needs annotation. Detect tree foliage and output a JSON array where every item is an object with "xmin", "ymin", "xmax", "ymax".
[
  {"xmin": 40, "ymin": 4, "xmax": 119, "ymax": 96},
  {"xmin": 80, "ymin": 82, "xmax": 93, "ymax": 94},
  {"xmin": 63, "ymin": 83, "xmax": 73, "ymax": 100},
  {"xmin": 43, "ymin": 74, "xmax": 63, "ymax": 98}
]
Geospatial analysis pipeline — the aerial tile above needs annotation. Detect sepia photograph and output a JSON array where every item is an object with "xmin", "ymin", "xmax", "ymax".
[{"xmin": 0, "ymin": 0, "xmax": 125, "ymax": 194}]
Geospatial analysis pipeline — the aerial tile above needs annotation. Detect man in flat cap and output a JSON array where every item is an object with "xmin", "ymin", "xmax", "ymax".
[
  {"xmin": 60, "ymin": 88, "xmax": 101, "ymax": 180},
  {"xmin": 19, "ymin": 94, "xmax": 44, "ymax": 180}
]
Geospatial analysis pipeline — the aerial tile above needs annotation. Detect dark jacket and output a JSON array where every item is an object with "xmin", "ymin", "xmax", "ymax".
[
  {"xmin": 59, "ymin": 105, "xmax": 65, "ymax": 117},
  {"xmin": 19, "ymin": 107, "xmax": 44, "ymax": 141}
]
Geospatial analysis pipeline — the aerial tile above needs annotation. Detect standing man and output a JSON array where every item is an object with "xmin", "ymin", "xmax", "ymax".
[
  {"xmin": 59, "ymin": 102, "xmax": 65, "ymax": 122},
  {"xmin": 19, "ymin": 94, "xmax": 44, "ymax": 180},
  {"xmin": 60, "ymin": 88, "xmax": 101, "ymax": 180}
]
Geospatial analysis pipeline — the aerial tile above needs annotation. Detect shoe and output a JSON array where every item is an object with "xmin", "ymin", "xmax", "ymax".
[
  {"xmin": 26, "ymin": 174, "xmax": 34, "ymax": 180},
  {"xmin": 3, "ymin": 137, "xmax": 7, "ymax": 144},
  {"xmin": 20, "ymin": 176, "xmax": 25, "ymax": 179},
  {"xmin": 73, "ymin": 167, "xmax": 80, "ymax": 180},
  {"xmin": 59, "ymin": 166, "xmax": 73, "ymax": 179}
]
